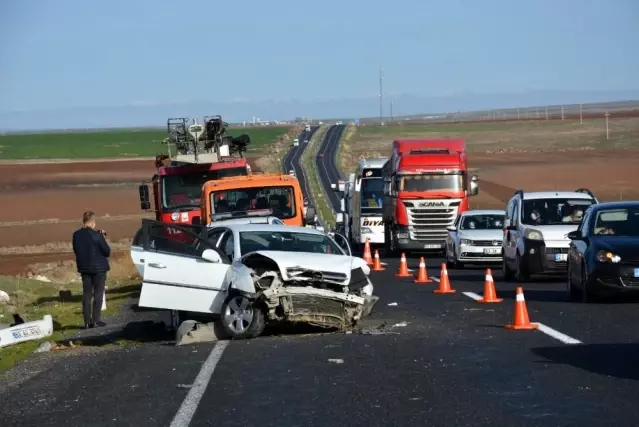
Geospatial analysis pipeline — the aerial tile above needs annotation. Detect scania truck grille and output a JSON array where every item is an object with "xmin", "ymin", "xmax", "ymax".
[{"xmin": 406, "ymin": 206, "xmax": 459, "ymax": 241}]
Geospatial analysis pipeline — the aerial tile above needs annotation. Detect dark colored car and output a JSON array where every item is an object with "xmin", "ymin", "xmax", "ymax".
[{"xmin": 566, "ymin": 201, "xmax": 639, "ymax": 302}]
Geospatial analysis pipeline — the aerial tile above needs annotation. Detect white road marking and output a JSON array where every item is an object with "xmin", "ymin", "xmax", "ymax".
[
  {"xmin": 429, "ymin": 276, "xmax": 440, "ymax": 282},
  {"xmin": 462, "ymin": 291, "xmax": 482, "ymax": 301},
  {"xmin": 535, "ymin": 322, "xmax": 583, "ymax": 345},
  {"xmin": 170, "ymin": 341, "xmax": 230, "ymax": 427},
  {"xmin": 458, "ymin": 292, "xmax": 583, "ymax": 345}
]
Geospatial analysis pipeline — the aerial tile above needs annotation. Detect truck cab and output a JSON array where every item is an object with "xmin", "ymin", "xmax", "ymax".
[
  {"xmin": 200, "ymin": 174, "xmax": 317, "ymax": 228},
  {"xmin": 382, "ymin": 139, "xmax": 479, "ymax": 255}
]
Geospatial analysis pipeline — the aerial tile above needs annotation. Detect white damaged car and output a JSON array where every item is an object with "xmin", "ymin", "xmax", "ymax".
[{"xmin": 130, "ymin": 220, "xmax": 378, "ymax": 339}]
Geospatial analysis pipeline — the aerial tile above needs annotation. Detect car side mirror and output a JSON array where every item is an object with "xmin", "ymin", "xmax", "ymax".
[
  {"xmin": 336, "ymin": 213, "xmax": 344, "ymax": 224},
  {"xmin": 469, "ymin": 175, "xmax": 479, "ymax": 196},
  {"xmin": 305, "ymin": 206, "xmax": 317, "ymax": 224},
  {"xmin": 139, "ymin": 184, "xmax": 151, "ymax": 210},
  {"xmin": 446, "ymin": 225, "xmax": 457, "ymax": 232},
  {"xmin": 567, "ymin": 230, "xmax": 583, "ymax": 240},
  {"xmin": 201, "ymin": 249, "xmax": 222, "ymax": 263}
]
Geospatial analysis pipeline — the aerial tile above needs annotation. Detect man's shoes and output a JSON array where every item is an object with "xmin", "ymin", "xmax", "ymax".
[
  {"xmin": 95, "ymin": 321, "xmax": 107, "ymax": 328},
  {"xmin": 83, "ymin": 323, "xmax": 94, "ymax": 330}
]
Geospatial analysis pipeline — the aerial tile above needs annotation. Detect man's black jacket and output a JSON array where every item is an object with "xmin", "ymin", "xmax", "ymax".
[{"xmin": 72, "ymin": 227, "xmax": 111, "ymax": 274}]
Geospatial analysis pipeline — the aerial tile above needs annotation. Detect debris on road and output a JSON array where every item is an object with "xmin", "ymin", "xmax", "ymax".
[
  {"xmin": 392, "ymin": 322, "xmax": 408, "ymax": 328},
  {"xmin": 34, "ymin": 341, "xmax": 53, "ymax": 353},
  {"xmin": 175, "ymin": 320, "xmax": 224, "ymax": 346},
  {"xmin": 328, "ymin": 358, "xmax": 344, "ymax": 364},
  {"xmin": 0, "ymin": 314, "xmax": 54, "ymax": 349},
  {"xmin": 387, "ymin": 302, "xmax": 398, "ymax": 306},
  {"xmin": 176, "ymin": 384, "xmax": 194, "ymax": 389}
]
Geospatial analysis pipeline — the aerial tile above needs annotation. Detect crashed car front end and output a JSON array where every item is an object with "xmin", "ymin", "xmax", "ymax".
[{"xmin": 229, "ymin": 251, "xmax": 378, "ymax": 330}]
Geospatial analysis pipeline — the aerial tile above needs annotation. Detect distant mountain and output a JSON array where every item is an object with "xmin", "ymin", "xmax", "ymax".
[{"xmin": 1, "ymin": 89, "xmax": 638, "ymax": 132}]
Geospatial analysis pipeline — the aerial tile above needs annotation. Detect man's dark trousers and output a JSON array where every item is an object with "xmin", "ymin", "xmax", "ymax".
[{"xmin": 81, "ymin": 273, "xmax": 107, "ymax": 325}]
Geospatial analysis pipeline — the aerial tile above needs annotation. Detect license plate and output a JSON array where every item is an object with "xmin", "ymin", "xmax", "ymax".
[
  {"xmin": 555, "ymin": 254, "xmax": 568, "ymax": 262},
  {"xmin": 424, "ymin": 244, "xmax": 441, "ymax": 249},
  {"xmin": 634, "ymin": 268, "xmax": 639, "ymax": 278},
  {"xmin": 11, "ymin": 326, "xmax": 42, "ymax": 340},
  {"xmin": 483, "ymin": 248, "xmax": 500, "ymax": 255}
]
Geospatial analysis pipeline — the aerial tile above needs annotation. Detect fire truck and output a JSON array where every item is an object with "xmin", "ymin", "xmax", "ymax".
[
  {"xmin": 381, "ymin": 139, "xmax": 479, "ymax": 256},
  {"xmin": 138, "ymin": 116, "xmax": 252, "ymax": 226},
  {"xmin": 332, "ymin": 157, "xmax": 389, "ymax": 249}
]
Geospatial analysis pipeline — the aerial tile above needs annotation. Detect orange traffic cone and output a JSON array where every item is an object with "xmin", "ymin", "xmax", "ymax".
[
  {"xmin": 372, "ymin": 250, "xmax": 385, "ymax": 271},
  {"xmin": 478, "ymin": 268, "xmax": 502, "ymax": 303},
  {"xmin": 433, "ymin": 263, "xmax": 456, "ymax": 294},
  {"xmin": 505, "ymin": 287, "xmax": 538, "ymax": 330},
  {"xmin": 414, "ymin": 257, "xmax": 432, "ymax": 283},
  {"xmin": 394, "ymin": 253, "xmax": 411, "ymax": 277},
  {"xmin": 362, "ymin": 238, "xmax": 373, "ymax": 265}
]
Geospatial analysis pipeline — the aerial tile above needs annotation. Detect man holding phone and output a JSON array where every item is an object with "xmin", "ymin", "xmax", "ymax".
[{"xmin": 72, "ymin": 211, "xmax": 111, "ymax": 329}]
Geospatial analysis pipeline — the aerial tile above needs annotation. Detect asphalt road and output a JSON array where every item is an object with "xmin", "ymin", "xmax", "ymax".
[
  {"xmin": 282, "ymin": 126, "xmax": 318, "ymax": 203},
  {"xmin": 4, "ymin": 257, "xmax": 639, "ymax": 427},
  {"xmin": 315, "ymin": 124, "xmax": 346, "ymax": 212}
]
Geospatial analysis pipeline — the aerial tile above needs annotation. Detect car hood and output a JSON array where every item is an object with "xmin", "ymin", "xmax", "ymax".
[
  {"xmin": 244, "ymin": 250, "xmax": 370, "ymax": 283},
  {"xmin": 458, "ymin": 230, "xmax": 503, "ymax": 241},
  {"xmin": 591, "ymin": 236, "xmax": 639, "ymax": 258}
]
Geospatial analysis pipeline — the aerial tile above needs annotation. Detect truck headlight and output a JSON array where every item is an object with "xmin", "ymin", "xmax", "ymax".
[
  {"xmin": 460, "ymin": 239, "xmax": 472, "ymax": 246},
  {"xmin": 171, "ymin": 212, "xmax": 179, "ymax": 221},
  {"xmin": 396, "ymin": 232, "xmax": 409, "ymax": 239},
  {"xmin": 596, "ymin": 250, "xmax": 621, "ymax": 263},
  {"xmin": 361, "ymin": 227, "xmax": 373, "ymax": 234},
  {"xmin": 524, "ymin": 229, "xmax": 543, "ymax": 240}
]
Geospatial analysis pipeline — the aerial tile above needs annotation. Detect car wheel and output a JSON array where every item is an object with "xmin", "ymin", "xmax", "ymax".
[
  {"xmin": 567, "ymin": 261, "xmax": 580, "ymax": 299},
  {"xmin": 220, "ymin": 293, "xmax": 266, "ymax": 339},
  {"xmin": 502, "ymin": 256, "xmax": 514, "ymax": 281},
  {"xmin": 515, "ymin": 253, "xmax": 530, "ymax": 282},
  {"xmin": 580, "ymin": 265, "xmax": 591, "ymax": 303}
]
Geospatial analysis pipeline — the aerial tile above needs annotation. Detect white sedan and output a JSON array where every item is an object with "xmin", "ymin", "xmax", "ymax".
[
  {"xmin": 445, "ymin": 209, "xmax": 505, "ymax": 269},
  {"xmin": 131, "ymin": 220, "xmax": 377, "ymax": 339}
]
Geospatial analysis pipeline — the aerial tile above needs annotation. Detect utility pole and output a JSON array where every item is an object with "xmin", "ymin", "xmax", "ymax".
[
  {"xmin": 378, "ymin": 65, "xmax": 384, "ymax": 126},
  {"xmin": 580, "ymin": 103, "xmax": 583, "ymax": 124},
  {"xmin": 604, "ymin": 112, "xmax": 610, "ymax": 140},
  {"xmin": 561, "ymin": 105, "xmax": 565, "ymax": 120},
  {"xmin": 389, "ymin": 99, "xmax": 394, "ymax": 124},
  {"xmin": 545, "ymin": 107, "xmax": 549, "ymax": 120}
]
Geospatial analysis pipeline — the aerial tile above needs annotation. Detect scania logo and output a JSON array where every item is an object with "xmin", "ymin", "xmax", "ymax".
[
  {"xmin": 311, "ymin": 271, "xmax": 323, "ymax": 281},
  {"xmin": 362, "ymin": 219, "xmax": 383, "ymax": 227},
  {"xmin": 418, "ymin": 201, "xmax": 445, "ymax": 207}
]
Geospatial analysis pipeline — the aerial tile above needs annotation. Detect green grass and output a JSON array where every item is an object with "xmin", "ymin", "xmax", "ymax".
[
  {"xmin": 0, "ymin": 126, "xmax": 293, "ymax": 160},
  {"xmin": 356, "ymin": 120, "xmax": 568, "ymax": 135},
  {"xmin": 300, "ymin": 125, "xmax": 336, "ymax": 227},
  {"xmin": 0, "ymin": 275, "xmax": 140, "ymax": 372}
]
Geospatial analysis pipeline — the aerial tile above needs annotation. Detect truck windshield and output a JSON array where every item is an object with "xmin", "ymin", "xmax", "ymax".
[
  {"xmin": 360, "ymin": 178, "xmax": 384, "ymax": 213},
  {"xmin": 162, "ymin": 167, "xmax": 247, "ymax": 210},
  {"xmin": 521, "ymin": 198, "xmax": 595, "ymax": 226},
  {"xmin": 398, "ymin": 174, "xmax": 464, "ymax": 192},
  {"xmin": 211, "ymin": 186, "xmax": 296, "ymax": 220}
]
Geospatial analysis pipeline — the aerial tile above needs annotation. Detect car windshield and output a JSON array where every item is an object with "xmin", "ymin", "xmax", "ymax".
[
  {"xmin": 239, "ymin": 231, "xmax": 343, "ymax": 255},
  {"xmin": 522, "ymin": 198, "xmax": 595, "ymax": 225},
  {"xmin": 397, "ymin": 173, "xmax": 464, "ymax": 192},
  {"xmin": 360, "ymin": 178, "xmax": 384, "ymax": 213},
  {"xmin": 162, "ymin": 167, "xmax": 247, "ymax": 210},
  {"xmin": 460, "ymin": 214, "xmax": 505, "ymax": 230},
  {"xmin": 211, "ymin": 186, "xmax": 296, "ymax": 220},
  {"xmin": 591, "ymin": 208, "xmax": 639, "ymax": 237}
]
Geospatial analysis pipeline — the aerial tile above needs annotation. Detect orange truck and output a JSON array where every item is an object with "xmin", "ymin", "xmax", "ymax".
[{"xmin": 200, "ymin": 174, "xmax": 317, "ymax": 227}]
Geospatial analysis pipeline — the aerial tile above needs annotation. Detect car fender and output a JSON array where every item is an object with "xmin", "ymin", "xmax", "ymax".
[{"xmin": 227, "ymin": 263, "xmax": 258, "ymax": 294}]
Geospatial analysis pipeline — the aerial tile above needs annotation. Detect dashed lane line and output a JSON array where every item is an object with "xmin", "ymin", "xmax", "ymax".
[
  {"xmin": 170, "ymin": 341, "xmax": 230, "ymax": 427},
  {"xmin": 429, "ymin": 277, "xmax": 583, "ymax": 345}
]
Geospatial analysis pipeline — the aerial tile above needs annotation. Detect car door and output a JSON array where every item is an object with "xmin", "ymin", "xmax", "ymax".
[
  {"xmin": 447, "ymin": 215, "xmax": 462, "ymax": 256},
  {"xmin": 503, "ymin": 199, "xmax": 518, "ymax": 263},
  {"xmin": 138, "ymin": 219, "xmax": 231, "ymax": 315},
  {"xmin": 569, "ymin": 209, "xmax": 591, "ymax": 283}
]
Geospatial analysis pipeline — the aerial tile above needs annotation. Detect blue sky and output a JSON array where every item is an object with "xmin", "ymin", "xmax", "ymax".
[{"xmin": 0, "ymin": 0, "xmax": 637, "ymax": 128}]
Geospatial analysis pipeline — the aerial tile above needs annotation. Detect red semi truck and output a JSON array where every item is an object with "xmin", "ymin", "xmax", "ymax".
[
  {"xmin": 139, "ymin": 116, "xmax": 252, "ymax": 226},
  {"xmin": 381, "ymin": 139, "xmax": 479, "ymax": 255}
]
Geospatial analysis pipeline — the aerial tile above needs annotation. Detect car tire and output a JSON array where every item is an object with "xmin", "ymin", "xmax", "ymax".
[
  {"xmin": 515, "ymin": 253, "xmax": 530, "ymax": 282},
  {"xmin": 567, "ymin": 261, "xmax": 580, "ymax": 299},
  {"xmin": 384, "ymin": 225, "xmax": 398, "ymax": 257},
  {"xmin": 448, "ymin": 245, "xmax": 463, "ymax": 269},
  {"xmin": 580, "ymin": 265, "xmax": 591, "ymax": 303},
  {"xmin": 220, "ymin": 293, "xmax": 266, "ymax": 339},
  {"xmin": 502, "ymin": 256, "xmax": 514, "ymax": 281}
]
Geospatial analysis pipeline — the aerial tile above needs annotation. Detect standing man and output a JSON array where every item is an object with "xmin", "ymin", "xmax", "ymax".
[{"xmin": 72, "ymin": 211, "xmax": 111, "ymax": 329}]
